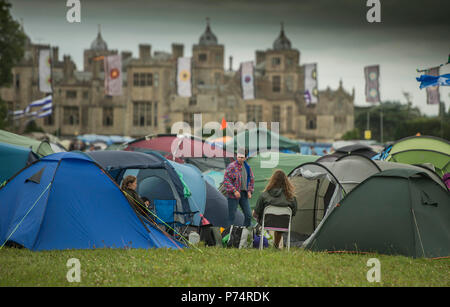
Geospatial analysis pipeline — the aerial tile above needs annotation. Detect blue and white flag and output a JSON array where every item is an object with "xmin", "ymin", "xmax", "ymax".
[
  {"xmin": 416, "ymin": 73, "xmax": 450, "ymax": 89},
  {"xmin": 24, "ymin": 95, "xmax": 53, "ymax": 118}
]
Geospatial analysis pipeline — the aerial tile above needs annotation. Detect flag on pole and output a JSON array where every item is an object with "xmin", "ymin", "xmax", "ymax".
[
  {"xmin": 240, "ymin": 61, "xmax": 254, "ymax": 100},
  {"xmin": 104, "ymin": 55, "xmax": 122, "ymax": 96},
  {"xmin": 304, "ymin": 63, "xmax": 318, "ymax": 105},
  {"xmin": 416, "ymin": 54, "xmax": 450, "ymax": 73},
  {"xmin": 39, "ymin": 49, "xmax": 52, "ymax": 93},
  {"xmin": 177, "ymin": 57, "xmax": 192, "ymax": 97},
  {"xmin": 364, "ymin": 65, "xmax": 380, "ymax": 103},
  {"xmin": 417, "ymin": 67, "xmax": 443, "ymax": 105},
  {"xmin": 23, "ymin": 95, "xmax": 53, "ymax": 119},
  {"xmin": 416, "ymin": 73, "xmax": 450, "ymax": 89},
  {"xmin": 221, "ymin": 117, "xmax": 227, "ymax": 130}
]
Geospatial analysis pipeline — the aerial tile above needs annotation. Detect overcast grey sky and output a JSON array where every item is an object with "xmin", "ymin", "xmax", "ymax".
[{"xmin": 9, "ymin": 0, "xmax": 450, "ymax": 115}]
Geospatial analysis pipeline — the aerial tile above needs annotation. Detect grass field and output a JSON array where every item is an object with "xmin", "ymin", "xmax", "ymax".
[{"xmin": 1, "ymin": 245, "xmax": 449, "ymax": 287}]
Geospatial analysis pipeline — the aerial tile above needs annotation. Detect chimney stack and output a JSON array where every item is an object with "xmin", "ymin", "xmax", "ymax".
[
  {"xmin": 121, "ymin": 51, "xmax": 132, "ymax": 62},
  {"xmin": 229, "ymin": 56, "xmax": 233, "ymax": 71},
  {"xmin": 139, "ymin": 44, "xmax": 151, "ymax": 60},
  {"xmin": 171, "ymin": 43, "xmax": 184, "ymax": 59},
  {"xmin": 52, "ymin": 47, "xmax": 59, "ymax": 63}
]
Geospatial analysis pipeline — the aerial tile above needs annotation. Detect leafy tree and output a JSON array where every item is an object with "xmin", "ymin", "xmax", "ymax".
[
  {"xmin": 0, "ymin": 1, "xmax": 26, "ymax": 130},
  {"xmin": 0, "ymin": 0, "xmax": 26, "ymax": 87},
  {"xmin": 341, "ymin": 128, "xmax": 361, "ymax": 140}
]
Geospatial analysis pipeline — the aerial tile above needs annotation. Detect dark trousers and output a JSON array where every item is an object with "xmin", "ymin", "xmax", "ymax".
[{"xmin": 227, "ymin": 191, "xmax": 252, "ymax": 227}]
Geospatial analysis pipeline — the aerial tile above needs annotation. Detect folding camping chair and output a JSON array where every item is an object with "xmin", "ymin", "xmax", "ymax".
[{"xmin": 259, "ymin": 206, "xmax": 292, "ymax": 251}]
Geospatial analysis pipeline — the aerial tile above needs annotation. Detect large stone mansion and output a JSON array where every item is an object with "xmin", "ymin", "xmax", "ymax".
[{"xmin": 1, "ymin": 21, "xmax": 354, "ymax": 142}]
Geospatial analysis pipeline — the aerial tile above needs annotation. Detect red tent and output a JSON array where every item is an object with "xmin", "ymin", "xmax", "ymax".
[{"xmin": 125, "ymin": 134, "xmax": 234, "ymax": 171}]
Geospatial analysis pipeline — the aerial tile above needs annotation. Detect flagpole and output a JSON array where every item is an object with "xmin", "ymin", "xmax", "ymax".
[{"xmin": 380, "ymin": 101, "xmax": 383, "ymax": 144}]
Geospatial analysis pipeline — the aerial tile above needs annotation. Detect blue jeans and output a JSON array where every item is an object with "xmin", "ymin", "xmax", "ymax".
[{"xmin": 227, "ymin": 191, "xmax": 252, "ymax": 227}]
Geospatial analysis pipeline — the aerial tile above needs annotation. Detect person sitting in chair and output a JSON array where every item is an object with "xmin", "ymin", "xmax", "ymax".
[
  {"xmin": 121, "ymin": 175, "xmax": 150, "ymax": 214},
  {"xmin": 253, "ymin": 169, "xmax": 297, "ymax": 249}
]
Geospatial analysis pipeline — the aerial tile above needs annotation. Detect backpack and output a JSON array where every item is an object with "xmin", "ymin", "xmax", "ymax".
[
  {"xmin": 200, "ymin": 226, "xmax": 222, "ymax": 247},
  {"xmin": 222, "ymin": 225, "xmax": 252, "ymax": 248}
]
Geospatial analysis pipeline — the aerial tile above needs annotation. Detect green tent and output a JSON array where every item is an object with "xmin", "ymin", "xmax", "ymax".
[
  {"xmin": 0, "ymin": 142, "xmax": 39, "ymax": 184},
  {"xmin": 0, "ymin": 129, "xmax": 54, "ymax": 157},
  {"xmin": 288, "ymin": 155, "xmax": 447, "ymax": 246},
  {"xmin": 247, "ymin": 152, "xmax": 318, "ymax": 209},
  {"xmin": 387, "ymin": 135, "xmax": 450, "ymax": 177},
  {"xmin": 303, "ymin": 169, "xmax": 450, "ymax": 258},
  {"xmin": 224, "ymin": 127, "xmax": 300, "ymax": 154}
]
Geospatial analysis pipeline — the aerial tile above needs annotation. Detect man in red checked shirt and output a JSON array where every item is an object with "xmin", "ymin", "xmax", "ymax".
[{"xmin": 223, "ymin": 149, "xmax": 255, "ymax": 227}]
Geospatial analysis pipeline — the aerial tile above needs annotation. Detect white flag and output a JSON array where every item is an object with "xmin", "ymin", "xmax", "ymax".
[
  {"xmin": 304, "ymin": 63, "xmax": 318, "ymax": 105},
  {"xmin": 177, "ymin": 57, "xmax": 192, "ymax": 97},
  {"xmin": 104, "ymin": 55, "xmax": 122, "ymax": 96},
  {"xmin": 39, "ymin": 49, "xmax": 52, "ymax": 93},
  {"xmin": 241, "ymin": 61, "xmax": 255, "ymax": 100}
]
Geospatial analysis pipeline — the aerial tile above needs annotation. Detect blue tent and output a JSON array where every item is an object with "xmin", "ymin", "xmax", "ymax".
[
  {"xmin": 0, "ymin": 152, "xmax": 184, "ymax": 251},
  {"xmin": 0, "ymin": 142, "xmax": 38, "ymax": 184},
  {"xmin": 87, "ymin": 150, "xmax": 244, "ymax": 228},
  {"xmin": 87, "ymin": 150, "xmax": 208, "ymax": 227}
]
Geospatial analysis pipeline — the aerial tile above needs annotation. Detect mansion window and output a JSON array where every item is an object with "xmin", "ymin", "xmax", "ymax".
[
  {"xmin": 285, "ymin": 75, "xmax": 294, "ymax": 93},
  {"xmin": 272, "ymin": 57, "xmax": 281, "ymax": 67},
  {"xmin": 44, "ymin": 107, "xmax": 54, "ymax": 126},
  {"xmin": 183, "ymin": 112, "xmax": 194, "ymax": 128},
  {"xmin": 272, "ymin": 106, "xmax": 280, "ymax": 123},
  {"xmin": 286, "ymin": 57, "xmax": 294, "ymax": 68},
  {"xmin": 66, "ymin": 90, "xmax": 77, "ymax": 99},
  {"xmin": 133, "ymin": 73, "xmax": 153, "ymax": 87},
  {"xmin": 306, "ymin": 116, "xmax": 317, "ymax": 130},
  {"xmin": 153, "ymin": 72, "xmax": 159, "ymax": 87},
  {"xmin": 199, "ymin": 53, "xmax": 207, "ymax": 62},
  {"xmin": 214, "ymin": 72, "xmax": 221, "ymax": 85},
  {"xmin": 334, "ymin": 115, "xmax": 347, "ymax": 125},
  {"xmin": 63, "ymin": 106, "xmax": 79, "ymax": 125},
  {"xmin": 215, "ymin": 53, "xmax": 222, "ymax": 64},
  {"xmin": 272, "ymin": 75, "xmax": 281, "ymax": 92},
  {"xmin": 133, "ymin": 101, "xmax": 157, "ymax": 127},
  {"xmin": 15, "ymin": 74, "xmax": 20, "ymax": 89},
  {"xmin": 103, "ymin": 107, "xmax": 114, "ymax": 126},
  {"xmin": 287, "ymin": 106, "xmax": 293, "ymax": 132},
  {"xmin": 246, "ymin": 105, "xmax": 263, "ymax": 123}
]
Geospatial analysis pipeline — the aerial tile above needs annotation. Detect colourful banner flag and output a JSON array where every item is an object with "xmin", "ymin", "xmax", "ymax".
[
  {"xmin": 104, "ymin": 55, "xmax": 122, "ymax": 96},
  {"xmin": 364, "ymin": 65, "xmax": 380, "ymax": 103},
  {"xmin": 177, "ymin": 57, "xmax": 192, "ymax": 97},
  {"xmin": 39, "ymin": 49, "xmax": 52, "ymax": 93},
  {"xmin": 304, "ymin": 63, "xmax": 318, "ymax": 105},
  {"xmin": 240, "ymin": 61, "xmax": 254, "ymax": 100}
]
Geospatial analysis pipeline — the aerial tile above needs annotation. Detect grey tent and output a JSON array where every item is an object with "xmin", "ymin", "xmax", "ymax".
[
  {"xmin": 287, "ymin": 154, "xmax": 446, "ymax": 246},
  {"xmin": 303, "ymin": 169, "xmax": 450, "ymax": 258}
]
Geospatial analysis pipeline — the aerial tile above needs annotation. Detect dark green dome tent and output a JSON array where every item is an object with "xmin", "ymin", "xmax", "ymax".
[
  {"xmin": 288, "ymin": 154, "xmax": 447, "ymax": 251},
  {"xmin": 302, "ymin": 169, "xmax": 450, "ymax": 258}
]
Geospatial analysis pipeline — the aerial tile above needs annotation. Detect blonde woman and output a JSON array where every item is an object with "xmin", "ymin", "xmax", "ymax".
[{"xmin": 253, "ymin": 169, "xmax": 297, "ymax": 248}]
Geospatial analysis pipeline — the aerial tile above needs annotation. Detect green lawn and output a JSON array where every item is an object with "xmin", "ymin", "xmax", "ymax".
[{"xmin": 1, "ymin": 246, "xmax": 448, "ymax": 287}]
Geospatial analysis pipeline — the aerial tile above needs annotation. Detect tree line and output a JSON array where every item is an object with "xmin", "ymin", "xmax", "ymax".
[{"xmin": 343, "ymin": 101, "xmax": 449, "ymax": 143}]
